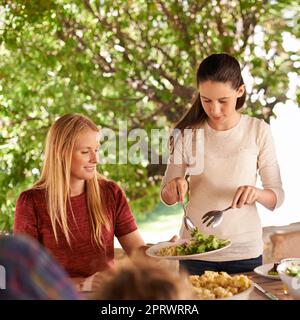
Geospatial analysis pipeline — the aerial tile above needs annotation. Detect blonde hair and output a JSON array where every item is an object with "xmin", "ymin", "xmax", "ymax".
[
  {"xmin": 93, "ymin": 254, "xmax": 195, "ymax": 300},
  {"xmin": 33, "ymin": 114, "xmax": 110, "ymax": 247}
]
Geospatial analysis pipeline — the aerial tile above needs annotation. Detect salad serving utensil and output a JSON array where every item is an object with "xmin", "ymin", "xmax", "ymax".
[
  {"xmin": 181, "ymin": 202, "xmax": 197, "ymax": 232},
  {"xmin": 201, "ymin": 206, "xmax": 232, "ymax": 228}
]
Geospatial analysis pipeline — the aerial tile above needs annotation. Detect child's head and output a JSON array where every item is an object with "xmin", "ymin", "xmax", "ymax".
[
  {"xmin": 175, "ymin": 53, "xmax": 246, "ymax": 130},
  {"xmin": 93, "ymin": 255, "xmax": 195, "ymax": 300}
]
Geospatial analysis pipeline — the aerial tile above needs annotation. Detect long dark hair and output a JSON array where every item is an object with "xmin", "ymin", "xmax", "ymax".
[{"xmin": 175, "ymin": 53, "xmax": 246, "ymax": 132}]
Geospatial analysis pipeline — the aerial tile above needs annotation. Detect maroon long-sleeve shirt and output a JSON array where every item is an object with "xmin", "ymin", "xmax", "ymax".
[{"xmin": 14, "ymin": 179, "xmax": 137, "ymax": 277}]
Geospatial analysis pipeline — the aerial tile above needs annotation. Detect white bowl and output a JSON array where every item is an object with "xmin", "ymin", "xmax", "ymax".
[
  {"xmin": 277, "ymin": 258, "xmax": 300, "ymax": 300},
  {"xmin": 280, "ymin": 258, "xmax": 300, "ymax": 264}
]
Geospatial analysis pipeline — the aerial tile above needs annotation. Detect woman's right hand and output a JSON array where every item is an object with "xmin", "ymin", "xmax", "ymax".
[
  {"xmin": 73, "ymin": 272, "xmax": 104, "ymax": 292},
  {"xmin": 162, "ymin": 177, "xmax": 188, "ymax": 205},
  {"xmin": 75, "ymin": 262, "xmax": 116, "ymax": 292}
]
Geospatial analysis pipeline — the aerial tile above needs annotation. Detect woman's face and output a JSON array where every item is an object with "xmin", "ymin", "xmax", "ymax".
[
  {"xmin": 71, "ymin": 129, "xmax": 100, "ymax": 181},
  {"xmin": 198, "ymin": 80, "xmax": 245, "ymax": 128}
]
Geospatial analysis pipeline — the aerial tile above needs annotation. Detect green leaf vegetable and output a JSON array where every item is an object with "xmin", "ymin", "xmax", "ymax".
[
  {"xmin": 285, "ymin": 265, "xmax": 300, "ymax": 278},
  {"xmin": 176, "ymin": 228, "xmax": 230, "ymax": 255}
]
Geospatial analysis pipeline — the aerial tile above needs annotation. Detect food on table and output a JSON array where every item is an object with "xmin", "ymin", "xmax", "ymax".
[
  {"xmin": 267, "ymin": 262, "xmax": 279, "ymax": 276},
  {"xmin": 156, "ymin": 227, "xmax": 229, "ymax": 256},
  {"xmin": 285, "ymin": 264, "xmax": 300, "ymax": 277},
  {"xmin": 189, "ymin": 271, "xmax": 252, "ymax": 299}
]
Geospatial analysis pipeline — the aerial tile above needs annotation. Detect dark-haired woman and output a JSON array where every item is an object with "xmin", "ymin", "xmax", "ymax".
[{"xmin": 161, "ymin": 53, "xmax": 284, "ymax": 274}]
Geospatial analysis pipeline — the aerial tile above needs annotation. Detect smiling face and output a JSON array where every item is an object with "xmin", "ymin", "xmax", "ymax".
[
  {"xmin": 199, "ymin": 80, "xmax": 245, "ymax": 130},
  {"xmin": 71, "ymin": 128, "xmax": 100, "ymax": 181}
]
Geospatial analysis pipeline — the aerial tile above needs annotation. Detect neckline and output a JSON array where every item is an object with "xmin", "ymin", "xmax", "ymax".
[
  {"xmin": 205, "ymin": 114, "xmax": 244, "ymax": 136},
  {"xmin": 70, "ymin": 191, "xmax": 86, "ymax": 200}
]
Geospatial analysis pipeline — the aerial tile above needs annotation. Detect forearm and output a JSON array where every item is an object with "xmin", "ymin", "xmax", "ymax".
[
  {"xmin": 135, "ymin": 244, "xmax": 151, "ymax": 256},
  {"xmin": 118, "ymin": 230, "xmax": 146, "ymax": 256},
  {"xmin": 257, "ymin": 188, "xmax": 277, "ymax": 211}
]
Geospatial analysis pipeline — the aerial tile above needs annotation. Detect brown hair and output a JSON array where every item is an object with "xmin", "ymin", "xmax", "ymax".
[
  {"xmin": 175, "ymin": 53, "xmax": 246, "ymax": 131},
  {"xmin": 92, "ymin": 254, "xmax": 195, "ymax": 300}
]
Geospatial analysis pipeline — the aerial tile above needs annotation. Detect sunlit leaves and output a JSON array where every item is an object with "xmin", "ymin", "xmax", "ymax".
[{"xmin": 0, "ymin": 0, "xmax": 299, "ymax": 230}]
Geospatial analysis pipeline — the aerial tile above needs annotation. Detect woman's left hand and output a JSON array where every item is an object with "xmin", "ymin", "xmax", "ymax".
[
  {"xmin": 133, "ymin": 235, "xmax": 179, "ymax": 259},
  {"xmin": 231, "ymin": 185, "xmax": 261, "ymax": 208},
  {"xmin": 168, "ymin": 235, "xmax": 179, "ymax": 242}
]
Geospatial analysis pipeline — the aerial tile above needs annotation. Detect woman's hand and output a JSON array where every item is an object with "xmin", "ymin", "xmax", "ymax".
[
  {"xmin": 168, "ymin": 235, "xmax": 179, "ymax": 242},
  {"xmin": 161, "ymin": 177, "xmax": 188, "ymax": 205},
  {"xmin": 75, "ymin": 262, "xmax": 116, "ymax": 292},
  {"xmin": 231, "ymin": 185, "xmax": 261, "ymax": 208},
  {"xmin": 86, "ymin": 271, "xmax": 108, "ymax": 292},
  {"xmin": 138, "ymin": 235, "xmax": 179, "ymax": 257}
]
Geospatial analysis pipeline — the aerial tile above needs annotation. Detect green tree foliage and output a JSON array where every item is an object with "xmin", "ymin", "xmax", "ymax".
[{"xmin": 0, "ymin": 0, "xmax": 299, "ymax": 231}]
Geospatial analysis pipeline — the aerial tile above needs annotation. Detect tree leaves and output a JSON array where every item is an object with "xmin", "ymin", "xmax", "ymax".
[{"xmin": 0, "ymin": 0, "xmax": 299, "ymax": 230}]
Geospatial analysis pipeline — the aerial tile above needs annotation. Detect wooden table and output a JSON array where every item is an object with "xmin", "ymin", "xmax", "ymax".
[
  {"xmin": 80, "ymin": 271, "xmax": 295, "ymax": 300},
  {"xmin": 246, "ymin": 272, "xmax": 294, "ymax": 300}
]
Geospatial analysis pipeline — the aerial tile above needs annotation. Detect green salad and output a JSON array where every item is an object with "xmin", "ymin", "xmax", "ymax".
[
  {"xmin": 285, "ymin": 265, "xmax": 300, "ymax": 277},
  {"xmin": 176, "ymin": 228, "xmax": 230, "ymax": 255}
]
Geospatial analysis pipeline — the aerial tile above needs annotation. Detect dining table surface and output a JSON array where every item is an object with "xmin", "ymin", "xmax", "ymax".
[
  {"xmin": 245, "ymin": 271, "xmax": 294, "ymax": 300},
  {"xmin": 81, "ymin": 270, "xmax": 295, "ymax": 300}
]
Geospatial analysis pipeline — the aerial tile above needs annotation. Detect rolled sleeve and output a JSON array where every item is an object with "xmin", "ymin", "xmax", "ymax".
[
  {"xmin": 258, "ymin": 123, "xmax": 284, "ymax": 209},
  {"xmin": 160, "ymin": 133, "xmax": 187, "ymax": 206}
]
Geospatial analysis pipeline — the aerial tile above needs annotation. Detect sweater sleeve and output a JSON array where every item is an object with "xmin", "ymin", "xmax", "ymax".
[
  {"xmin": 160, "ymin": 132, "xmax": 188, "ymax": 206},
  {"xmin": 110, "ymin": 182, "xmax": 138, "ymax": 238},
  {"xmin": 14, "ymin": 191, "xmax": 39, "ymax": 241},
  {"xmin": 257, "ymin": 122, "xmax": 284, "ymax": 209}
]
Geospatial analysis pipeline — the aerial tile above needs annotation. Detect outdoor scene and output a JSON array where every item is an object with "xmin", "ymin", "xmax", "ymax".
[{"xmin": 0, "ymin": 0, "xmax": 300, "ymax": 302}]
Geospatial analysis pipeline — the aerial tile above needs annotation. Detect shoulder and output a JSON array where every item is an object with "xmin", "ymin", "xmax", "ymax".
[
  {"xmin": 17, "ymin": 188, "xmax": 45, "ymax": 206},
  {"xmin": 242, "ymin": 115, "xmax": 273, "ymax": 149},
  {"xmin": 243, "ymin": 114, "xmax": 269, "ymax": 128},
  {"xmin": 98, "ymin": 178, "xmax": 130, "ymax": 216},
  {"xmin": 98, "ymin": 178, "xmax": 126, "ymax": 200},
  {"xmin": 242, "ymin": 114, "xmax": 270, "ymax": 133}
]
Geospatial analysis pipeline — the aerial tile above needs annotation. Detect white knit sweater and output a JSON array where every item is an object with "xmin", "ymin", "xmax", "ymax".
[{"xmin": 161, "ymin": 114, "xmax": 284, "ymax": 261}]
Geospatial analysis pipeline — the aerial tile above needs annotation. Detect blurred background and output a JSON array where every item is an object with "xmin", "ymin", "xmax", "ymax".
[{"xmin": 0, "ymin": 0, "xmax": 299, "ymax": 243}]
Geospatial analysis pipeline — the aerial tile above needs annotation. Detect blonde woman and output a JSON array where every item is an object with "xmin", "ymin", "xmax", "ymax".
[{"xmin": 14, "ymin": 114, "xmax": 147, "ymax": 292}]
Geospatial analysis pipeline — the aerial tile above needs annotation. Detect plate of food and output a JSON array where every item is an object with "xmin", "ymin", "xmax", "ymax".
[
  {"xmin": 145, "ymin": 228, "xmax": 231, "ymax": 260},
  {"xmin": 189, "ymin": 271, "xmax": 253, "ymax": 300},
  {"xmin": 253, "ymin": 262, "xmax": 280, "ymax": 280}
]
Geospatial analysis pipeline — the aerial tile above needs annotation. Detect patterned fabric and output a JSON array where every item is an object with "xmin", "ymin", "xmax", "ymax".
[
  {"xmin": 14, "ymin": 179, "xmax": 137, "ymax": 277},
  {"xmin": 0, "ymin": 235, "xmax": 80, "ymax": 300}
]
